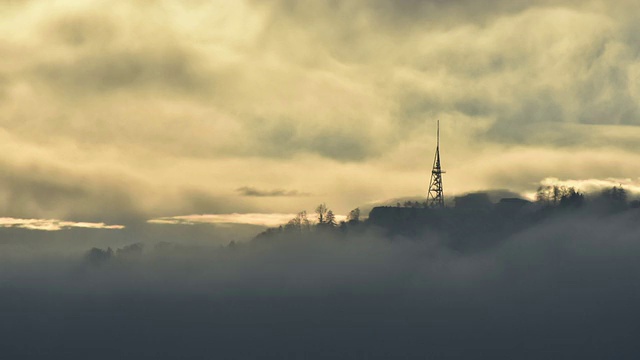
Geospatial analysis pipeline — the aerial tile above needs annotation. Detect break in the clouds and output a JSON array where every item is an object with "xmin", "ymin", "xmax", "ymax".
[
  {"xmin": 0, "ymin": 217, "xmax": 124, "ymax": 231},
  {"xmin": 1, "ymin": 0, "xmax": 640, "ymax": 218}
]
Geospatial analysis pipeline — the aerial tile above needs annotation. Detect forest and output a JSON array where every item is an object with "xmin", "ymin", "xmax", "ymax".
[{"xmin": 256, "ymin": 184, "xmax": 638, "ymax": 252}]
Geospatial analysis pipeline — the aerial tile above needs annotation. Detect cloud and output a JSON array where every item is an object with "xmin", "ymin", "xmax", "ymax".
[
  {"xmin": 148, "ymin": 213, "xmax": 300, "ymax": 227},
  {"xmin": 35, "ymin": 48, "xmax": 208, "ymax": 95},
  {"xmin": 148, "ymin": 212, "xmax": 348, "ymax": 227},
  {"xmin": 236, "ymin": 186, "xmax": 310, "ymax": 197},
  {"xmin": 3, "ymin": 207, "xmax": 640, "ymax": 358},
  {"xmin": 0, "ymin": 149, "xmax": 254, "ymax": 225},
  {"xmin": 538, "ymin": 177, "xmax": 640, "ymax": 196},
  {"xmin": 0, "ymin": 157, "xmax": 146, "ymax": 223},
  {"xmin": 0, "ymin": 217, "xmax": 124, "ymax": 231},
  {"xmin": 1, "ymin": 1, "xmax": 640, "ymax": 356},
  {"xmin": 1, "ymin": 0, "xmax": 640, "ymax": 221}
]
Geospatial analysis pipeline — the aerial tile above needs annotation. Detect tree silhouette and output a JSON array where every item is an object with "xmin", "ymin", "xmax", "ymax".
[
  {"xmin": 600, "ymin": 186, "xmax": 628, "ymax": 211},
  {"xmin": 84, "ymin": 247, "xmax": 114, "ymax": 265},
  {"xmin": 347, "ymin": 208, "xmax": 360, "ymax": 223},
  {"xmin": 285, "ymin": 211, "xmax": 310, "ymax": 232},
  {"xmin": 315, "ymin": 203, "xmax": 328, "ymax": 224},
  {"xmin": 537, "ymin": 185, "xmax": 583, "ymax": 207},
  {"xmin": 325, "ymin": 210, "xmax": 337, "ymax": 227},
  {"xmin": 559, "ymin": 187, "xmax": 584, "ymax": 208}
]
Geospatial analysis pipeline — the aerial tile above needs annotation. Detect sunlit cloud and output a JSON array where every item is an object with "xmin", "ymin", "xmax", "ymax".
[
  {"xmin": 534, "ymin": 177, "xmax": 640, "ymax": 197},
  {"xmin": 0, "ymin": 217, "xmax": 125, "ymax": 231},
  {"xmin": 1, "ymin": 0, "xmax": 639, "ymax": 219},
  {"xmin": 148, "ymin": 213, "xmax": 300, "ymax": 227},
  {"xmin": 521, "ymin": 177, "xmax": 640, "ymax": 201},
  {"xmin": 148, "ymin": 213, "xmax": 347, "ymax": 227}
]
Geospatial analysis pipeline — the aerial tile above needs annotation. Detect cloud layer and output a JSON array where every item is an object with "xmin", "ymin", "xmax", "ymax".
[
  {"xmin": 0, "ymin": 217, "xmax": 124, "ymax": 231},
  {"xmin": 1, "ymin": 0, "xmax": 640, "ymax": 219},
  {"xmin": 149, "ymin": 212, "xmax": 347, "ymax": 227},
  {"xmin": 3, "ymin": 208, "xmax": 640, "ymax": 358},
  {"xmin": 148, "ymin": 213, "xmax": 299, "ymax": 227}
]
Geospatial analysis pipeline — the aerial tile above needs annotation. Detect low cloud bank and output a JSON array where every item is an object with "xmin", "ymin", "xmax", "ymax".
[
  {"xmin": 147, "ymin": 213, "xmax": 300, "ymax": 227},
  {"xmin": 2, "ymin": 205, "xmax": 640, "ymax": 359},
  {"xmin": 539, "ymin": 176, "xmax": 640, "ymax": 196},
  {"xmin": 0, "ymin": 217, "xmax": 124, "ymax": 231},
  {"xmin": 148, "ymin": 212, "xmax": 347, "ymax": 227}
]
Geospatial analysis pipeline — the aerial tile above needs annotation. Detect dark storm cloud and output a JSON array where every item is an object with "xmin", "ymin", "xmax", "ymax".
[{"xmin": 236, "ymin": 186, "xmax": 310, "ymax": 197}]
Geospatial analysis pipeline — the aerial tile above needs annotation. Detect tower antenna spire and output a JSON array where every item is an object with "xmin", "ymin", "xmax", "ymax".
[{"xmin": 427, "ymin": 120, "xmax": 445, "ymax": 208}]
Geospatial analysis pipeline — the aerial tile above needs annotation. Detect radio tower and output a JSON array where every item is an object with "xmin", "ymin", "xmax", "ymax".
[{"xmin": 427, "ymin": 120, "xmax": 445, "ymax": 208}]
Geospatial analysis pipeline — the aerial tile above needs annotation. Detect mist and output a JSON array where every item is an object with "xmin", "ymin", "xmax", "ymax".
[
  {"xmin": 2, "ymin": 200, "xmax": 640, "ymax": 359},
  {"xmin": 3, "ymin": 0, "xmax": 640, "ymax": 358}
]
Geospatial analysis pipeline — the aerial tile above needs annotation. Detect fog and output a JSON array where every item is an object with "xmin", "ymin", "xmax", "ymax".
[{"xmin": 2, "ymin": 205, "xmax": 640, "ymax": 359}]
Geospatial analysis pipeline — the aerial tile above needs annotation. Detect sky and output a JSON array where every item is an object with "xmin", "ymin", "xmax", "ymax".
[
  {"xmin": 4, "ymin": 2, "xmax": 640, "ymax": 358},
  {"xmin": 2, "ymin": 0, "xmax": 640, "ymax": 228}
]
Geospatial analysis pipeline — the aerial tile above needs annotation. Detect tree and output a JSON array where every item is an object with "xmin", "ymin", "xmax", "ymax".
[
  {"xmin": 285, "ymin": 211, "xmax": 310, "ymax": 232},
  {"xmin": 535, "ymin": 185, "xmax": 551, "ymax": 205},
  {"xmin": 300, "ymin": 211, "xmax": 311, "ymax": 231},
  {"xmin": 84, "ymin": 247, "xmax": 114, "ymax": 265},
  {"xmin": 116, "ymin": 243, "xmax": 143, "ymax": 258},
  {"xmin": 600, "ymin": 186, "xmax": 628, "ymax": 210},
  {"xmin": 537, "ymin": 185, "xmax": 580, "ymax": 207},
  {"xmin": 325, "ymin": 210, "xmax": 337, "ymax": 227},
  {"xmin": 347, "ymin": 208, "xmax": 360, "ymax": 223},
  {"xmin": 559, "ymin": 187, "xmax": 584, "ymax": 208},
  {"xmin": 315, "ymin": 203, "xmax": 328, "ymax": 224},
  {"xmin": 552, "ymin": 185, "xmax": 561, "ymax": 205},
  {"xmin": 611, "ymin": 186, "xmax": 627, "ymax": 203}
]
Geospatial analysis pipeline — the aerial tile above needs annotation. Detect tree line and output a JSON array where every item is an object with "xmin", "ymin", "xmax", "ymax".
[
  {"xmin": 256, "ymin": 184, "xmax": 640, "ymax": 243},
  {"xmin": 258, "ymin": 204, "xmax": 361, "ymax": 238}
]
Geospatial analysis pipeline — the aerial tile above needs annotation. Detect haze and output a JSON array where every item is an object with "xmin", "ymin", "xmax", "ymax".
[{"xmin": 2, "ymin": 1, "xmax": 640, "ymax": 359}]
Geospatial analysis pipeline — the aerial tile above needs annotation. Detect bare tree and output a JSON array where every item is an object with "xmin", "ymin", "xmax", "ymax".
[
  {"xmin": 347, "ymin": 208, "xmax": 360, "ymax": 223},
  {"xmin": 300, "ymin": 211, "xmax": 310, "ymax": 231},
  {"xmin": 315, "ymin": 203, "xmax": 328, "ymax": 224},
  {"xmin": 285, "ymin": 211, "xmax": 310, "ymax": 232}
]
